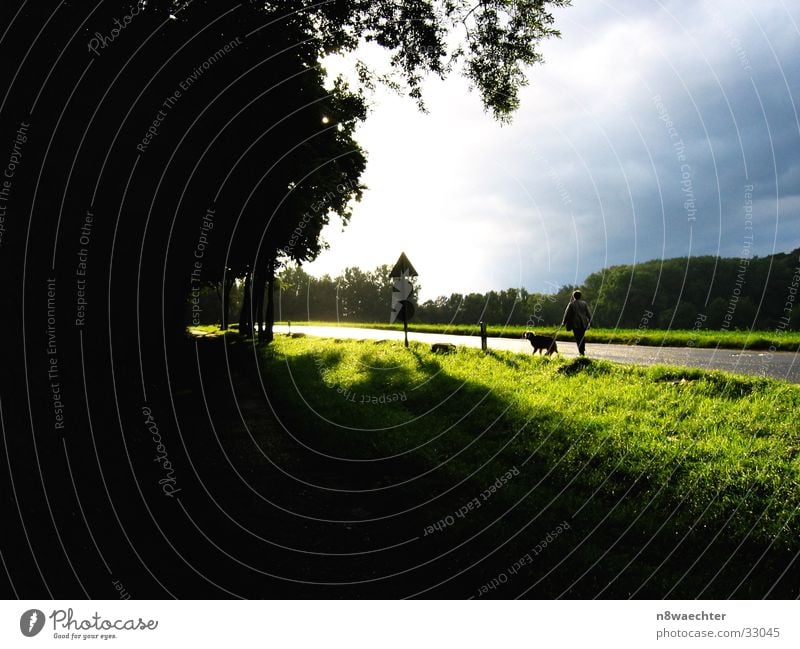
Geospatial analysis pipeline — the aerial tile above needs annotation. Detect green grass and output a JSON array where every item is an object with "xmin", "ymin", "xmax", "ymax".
[
  {"xmin": 188, "ymin": 323, "xmax": 226, "ymax": 334},
  {"xmin": 261, "ymin": 335, "xmax": 800, "ymax": 552},
  {"xmin": 273, "ymin": 320, "xmax": 800, "ymax": 351}
]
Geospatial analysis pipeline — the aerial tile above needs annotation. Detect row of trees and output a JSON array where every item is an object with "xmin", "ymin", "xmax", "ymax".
[
  {"xmin": 191, "ymin": 263, "xmax": 571, "ymax": 327},
  {"xmin": 192, "ymin": 248, "xmax": 800, "ymax": 331}
]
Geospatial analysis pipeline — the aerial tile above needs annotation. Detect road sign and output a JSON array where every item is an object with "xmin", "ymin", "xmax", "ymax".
[
  {"xmin": 390, "ymin": 275, "xmax": 413, "ymax": 324},
  {"xmin": 390, "ymin": 252, "xmax": 418, "ymax": 278},
  {"xmin": 390, "ymin": 252, "xmax": 417, "ymax": 347}
]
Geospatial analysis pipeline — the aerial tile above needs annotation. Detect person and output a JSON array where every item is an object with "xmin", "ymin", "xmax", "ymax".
[{"xmin": 562, "ymin": 290, "xmax": 592, "ymax": 356}]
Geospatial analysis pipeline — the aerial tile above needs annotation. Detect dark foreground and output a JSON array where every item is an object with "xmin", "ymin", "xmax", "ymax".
[{"xmin": 2, "ymin": 335, "xmax": 797, "ymax": 599}]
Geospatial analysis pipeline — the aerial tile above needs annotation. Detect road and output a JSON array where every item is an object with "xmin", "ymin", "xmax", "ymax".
[{"xmin": 273, "ymin": 324, "xmax": 800, "ymax": 384}]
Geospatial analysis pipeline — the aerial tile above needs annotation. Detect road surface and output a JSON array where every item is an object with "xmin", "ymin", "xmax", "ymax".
[{"xmin": 273, "ymin": 324, "xmax": 800, "ymax": 384}]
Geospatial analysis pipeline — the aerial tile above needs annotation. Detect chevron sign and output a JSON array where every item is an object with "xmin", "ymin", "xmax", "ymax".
[
  {"xmin": 390, "ymin": 275, "xmax": 414, "ymax": 324},
  {"xmin": 389, "ymin": 252, "xmax": 417, "ymax": 325}
]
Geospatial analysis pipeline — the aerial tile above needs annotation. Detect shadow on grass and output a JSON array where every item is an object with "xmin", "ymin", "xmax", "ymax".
[
  {"xmin": 485, "ymin": 349, "xmax": 527, "ymax": 370},
  {"xmin": 556, "ymin": 356, "xmax": 614, "ymax": 377},
  {"xmin": 647, "ymin": 365, "xmax": 771, "ymax": 399},
  {"xmin": 252, "ymin": 339, "xmax": 799, "ymax": 598}
]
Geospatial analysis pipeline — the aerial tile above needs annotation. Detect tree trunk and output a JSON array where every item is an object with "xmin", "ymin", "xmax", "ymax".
[
  {"xmin": 239, "ymin": 270, "xmax": 252, "ymax": 336},
  {"xmin": 254, "ymin": 267, "xmax": 266, "ymax": 342},
  {"xmin": 221, "ymin": 275, "xmax": 234, "ymax": 330},
  {"xmin": 264, "ymin": 256, "xmax": 276, "ymax": 344},
  {"xmin": 215, "ymin": 283, "xmax": 222, "ymax": 326}
]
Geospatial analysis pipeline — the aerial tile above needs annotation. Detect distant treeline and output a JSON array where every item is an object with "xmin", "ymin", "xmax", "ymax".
[
  {"xmin": 193, "ymin": 248, "xmax": 800, "ymax": 331},
  {"xmin": 583, "ymin": 249, "xmax": 800, "ymax": 330},
  {"xmin": 272, "ymin": 264, "xmax": 578, "ymax": 327}
]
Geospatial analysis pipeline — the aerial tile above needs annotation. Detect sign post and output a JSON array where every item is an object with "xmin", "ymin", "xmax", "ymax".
[{"xmin": 390, "ymin": 252, "xmax": 418, "ymax": 348}]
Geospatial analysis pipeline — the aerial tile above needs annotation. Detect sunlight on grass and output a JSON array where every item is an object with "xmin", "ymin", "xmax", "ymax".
[{"xmin": 263, "ymin": 335, "xmax": 800, "ymax": 546}]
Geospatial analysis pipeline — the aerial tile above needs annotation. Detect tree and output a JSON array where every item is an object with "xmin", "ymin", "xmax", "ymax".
[
  {"xmin": 142, "ymin": 0, "xmax": 571, "ymax": 341},
  {"xmin": 139, "ymin": 1, "xmax": 369, "ymax": 341}
]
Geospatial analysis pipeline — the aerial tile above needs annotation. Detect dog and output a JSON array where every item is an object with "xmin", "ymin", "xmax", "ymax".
[{"xmin": 523, "ymin": 331, "xmax": 558, "ymax": 356}]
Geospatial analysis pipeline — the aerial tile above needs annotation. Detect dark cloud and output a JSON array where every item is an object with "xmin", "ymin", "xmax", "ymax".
[
  {"xmin": 308, "ymin": 0, "xmax": 799, "ymax": 300},
  {"xmin": 490, "ymin": 0, "xmax": 800, "ymax": 294}
]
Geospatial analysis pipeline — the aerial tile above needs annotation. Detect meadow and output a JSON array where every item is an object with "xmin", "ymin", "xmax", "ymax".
[
  {"xmin": 274, "ymin": 321, "xmax": 800, "ymax": 351},
  {"xmin": 255, "ymin": 334, "xmax": 800, "ymax": 596}
]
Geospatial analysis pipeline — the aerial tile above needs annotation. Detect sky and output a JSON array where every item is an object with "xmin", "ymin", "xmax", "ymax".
[{"xmin": 304, "ymin": 0, "xmax": 800, "ymax": 301}]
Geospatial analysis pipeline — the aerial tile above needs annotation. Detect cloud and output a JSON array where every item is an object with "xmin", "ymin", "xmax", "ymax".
[{"xmin": 306, "ymin": 0, "xmax": 800, "ymax": 301}]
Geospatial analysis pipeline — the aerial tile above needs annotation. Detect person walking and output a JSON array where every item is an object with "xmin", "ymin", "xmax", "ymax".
[{"xmin": 563, "ymin": 290, "xmax": 592, "ymax": 356}]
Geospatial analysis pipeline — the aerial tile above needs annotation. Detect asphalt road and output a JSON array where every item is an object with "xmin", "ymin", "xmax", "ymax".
[{"xmin": 273, "ymin": 324, "xmax": 800, "ymax": 384}]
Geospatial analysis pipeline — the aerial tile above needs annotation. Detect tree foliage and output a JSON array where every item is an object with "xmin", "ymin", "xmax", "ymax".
[
  {"xmin": 152, "ymin": 0, "xmax": 570, "ymax": 120},
  {"xmin": 577, "ymin": 248, "xmax": 800, "ymax": 330}
]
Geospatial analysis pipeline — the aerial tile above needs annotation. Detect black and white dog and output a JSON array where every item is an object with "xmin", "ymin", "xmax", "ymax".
[{"xmin": 523, "ymin": 331, "xmax": 558, "ymax": 356}]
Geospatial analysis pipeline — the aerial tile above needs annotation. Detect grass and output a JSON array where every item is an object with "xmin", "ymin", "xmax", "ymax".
[
  {"xmin": 274, "ymin": 320, "xmax": 800, "ymax": 351},
  {"xmin": 257, "ymin": 334, "xmax": 800, "ymax": 595},
  {"xmin": 188, "ymin": 324, "xmax": 229, "ymax": 336}
]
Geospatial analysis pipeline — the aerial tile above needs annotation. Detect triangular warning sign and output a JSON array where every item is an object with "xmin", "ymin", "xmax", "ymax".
[{"xmin": 390, "ymin": 252, "xmax": 418, "ymax": 277}]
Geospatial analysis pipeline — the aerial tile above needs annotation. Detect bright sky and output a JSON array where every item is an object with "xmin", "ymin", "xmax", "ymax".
[{"xmin": 305, "ymin": 0, "xmax": 800, "ymax": 301}]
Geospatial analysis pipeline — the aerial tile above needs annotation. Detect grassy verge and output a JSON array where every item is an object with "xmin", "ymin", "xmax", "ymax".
[
  {"xmin": 261, "ymin": 335, "xmax": 800, "ymax": 554},
  {"xmin": 273, "ymin": 320, "xmax": 800, "ymax": 351}
]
